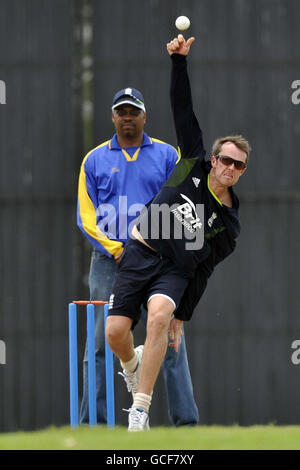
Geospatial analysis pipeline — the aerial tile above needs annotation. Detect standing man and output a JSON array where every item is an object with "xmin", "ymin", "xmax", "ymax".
[
  {"xmin": 105, "ymin": 35, "xmax": 251, "ymax": 431},
  {"xmin": 77, "ymin": 87, "xmax": 199, "ymax": 426}
]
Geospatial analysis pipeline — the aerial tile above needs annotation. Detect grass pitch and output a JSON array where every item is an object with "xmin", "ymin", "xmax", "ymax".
[{"xmin": 0, "ymin": 425, "xmax": 300, "ymax": 450}]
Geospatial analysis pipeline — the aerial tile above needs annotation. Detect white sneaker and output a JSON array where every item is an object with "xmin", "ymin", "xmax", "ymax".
[
  {"xmin": 119, "ymin": 345, "xmax": 143, "ymax": 397},
  {"xmin": 128, "ymin": 408, "xmax": 150, "ymax": 432}
]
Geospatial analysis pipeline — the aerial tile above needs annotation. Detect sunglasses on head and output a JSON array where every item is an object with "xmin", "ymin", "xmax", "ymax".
[{"xmin": 216, "ymin": 155, "xmax": 247, "ymax": 170}]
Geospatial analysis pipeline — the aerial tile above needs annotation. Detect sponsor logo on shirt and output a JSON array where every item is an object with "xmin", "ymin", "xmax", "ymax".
[{"xmin": 172, "ymin": 194, "xmax": 202, "ymax": 233}]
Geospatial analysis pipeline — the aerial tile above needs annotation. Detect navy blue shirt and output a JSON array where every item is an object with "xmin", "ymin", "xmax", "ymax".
[{"xmin": 138, "ymin": 54, "xmax": 241, "ymax": 319}]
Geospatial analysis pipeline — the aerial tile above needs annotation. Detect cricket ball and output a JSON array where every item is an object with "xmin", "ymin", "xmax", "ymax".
[{"xmin": 175, "ymin": 16, "xmax": 190, "ymax": 31}]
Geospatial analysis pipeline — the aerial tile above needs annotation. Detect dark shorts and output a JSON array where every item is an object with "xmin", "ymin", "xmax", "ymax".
[{"xmin": 108, "ymin": 239, "xmax": 189, "ymax": 327}]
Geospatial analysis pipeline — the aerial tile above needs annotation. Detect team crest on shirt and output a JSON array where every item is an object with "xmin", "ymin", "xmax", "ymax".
[{"xmin": 208, "ymin": 212, "xmax": 217, "ymax": 227}]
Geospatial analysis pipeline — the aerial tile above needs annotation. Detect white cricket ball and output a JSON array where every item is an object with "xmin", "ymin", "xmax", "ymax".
[{"xmin": 175, "ymin": 16, "xmax": 190, "ymax": 31}]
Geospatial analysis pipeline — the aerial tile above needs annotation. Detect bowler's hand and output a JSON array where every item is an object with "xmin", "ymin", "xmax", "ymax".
[
  {"xmin": 168, "ymin": 317, "xmax": 183, "ymax": 353},
  {"xmin": 167, "ymin": 34, "xmax": 195, "ymax": 56}
]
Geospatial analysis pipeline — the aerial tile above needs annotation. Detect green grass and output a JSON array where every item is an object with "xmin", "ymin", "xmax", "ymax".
[{"xmin": 1, "ymin": 425, "xmax": 300, "ymax": 450}]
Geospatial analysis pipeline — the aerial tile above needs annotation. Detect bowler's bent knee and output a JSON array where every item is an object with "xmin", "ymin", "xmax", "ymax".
[
  {"xmin": 147, "ymin": 296, "xmax": 175, "ymax": 338},
  {"xmin": 105, "ymin": 315, "xmax": 132, "ymax": 348},
  {"xmin": 147, "ymin": 311, "xmax": 171, "ymax": 336}
]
